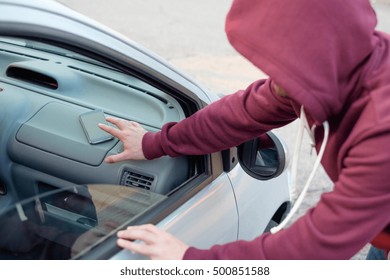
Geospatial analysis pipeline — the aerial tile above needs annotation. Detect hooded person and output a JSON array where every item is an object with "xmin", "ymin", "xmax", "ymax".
[{"xmin": 100, "ymin": 0, "xmax": 390, "ymax": 259}]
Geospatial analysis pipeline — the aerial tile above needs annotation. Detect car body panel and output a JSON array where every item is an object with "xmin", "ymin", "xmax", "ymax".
[{"xmin": 228, "ymin": 165, "xmax": 290, "ymax": 240}]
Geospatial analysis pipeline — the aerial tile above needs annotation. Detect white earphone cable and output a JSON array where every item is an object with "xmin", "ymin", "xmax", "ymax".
[{"xmin": 270, "ymin": 107, "xmax": 329, "ymax": 234}]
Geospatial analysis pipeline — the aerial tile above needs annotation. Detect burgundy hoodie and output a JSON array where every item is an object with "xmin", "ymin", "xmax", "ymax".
[{"xmin": 142, "ymin": 0, "xmax": 390, "ymax": 259}]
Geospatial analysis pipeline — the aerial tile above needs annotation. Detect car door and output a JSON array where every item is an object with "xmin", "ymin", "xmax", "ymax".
[{"xmin": 0, "ymin": 0, "xmax": 239, "ymax": 259}]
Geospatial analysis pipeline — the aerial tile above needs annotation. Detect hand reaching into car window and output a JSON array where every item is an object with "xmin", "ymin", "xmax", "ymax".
[
  {"xmin": 98, "ymin": 117, "xmax": 147, "ymax": 162},
  {"xmin": 117, "ymin": 224, "xmax": 189, "ymax": 260}
]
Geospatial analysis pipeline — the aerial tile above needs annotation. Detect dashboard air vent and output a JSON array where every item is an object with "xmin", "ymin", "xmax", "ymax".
[
  {"xmin": 120, "ymin": 170, "xmax": 154, "ymax": 190},
  {"xmin": 6, "ymin": 66, "xmax": 58, "ymax": 89}
]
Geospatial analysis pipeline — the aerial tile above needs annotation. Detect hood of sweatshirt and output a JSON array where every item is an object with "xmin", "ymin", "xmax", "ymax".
[{"xmin": 225, "ymin": 0, "xmax": 379, "ymax": 124}]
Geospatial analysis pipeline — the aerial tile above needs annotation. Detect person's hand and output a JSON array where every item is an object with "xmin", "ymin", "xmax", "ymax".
[
  {"xmin": 117, "ymin": 224, "xmax": 189, "ymax": 260},
  {"xmin": 98, "ymin": 117, "xmax": 147, "ymax": 162}
]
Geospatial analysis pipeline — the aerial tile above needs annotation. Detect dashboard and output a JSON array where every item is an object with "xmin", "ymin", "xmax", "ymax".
[{"xmin": 0, "ymin": 37, "xmax": 190, "ymax": 207}]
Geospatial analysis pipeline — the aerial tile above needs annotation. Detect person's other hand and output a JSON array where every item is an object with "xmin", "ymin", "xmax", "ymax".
[
  {"xmin": 98, "ymin": 117, "xmax": 147, "ymax": 162},
  {"xmin": 117, "ymin": 224, "xmax": 189, "ymax": 260}
]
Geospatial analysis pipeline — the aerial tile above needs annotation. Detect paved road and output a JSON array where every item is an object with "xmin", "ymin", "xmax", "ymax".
[{"xmin": 59, "ymin": 0, "xmax": 390, "ymax": 259}]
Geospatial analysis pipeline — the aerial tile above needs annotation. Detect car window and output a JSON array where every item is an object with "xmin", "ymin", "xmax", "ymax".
[
  {"xmin": 0, "ymin": 184, "xmax": 166, "ymax": 259},
  {"xmin": 0, "ymin": 36, "xmax": 202, "ymax": 259}
]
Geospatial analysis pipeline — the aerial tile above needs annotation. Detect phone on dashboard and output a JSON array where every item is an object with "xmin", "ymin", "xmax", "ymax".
[{"xmin": 79, "ymin": 110, "xmax": 114, "ymax": 144}]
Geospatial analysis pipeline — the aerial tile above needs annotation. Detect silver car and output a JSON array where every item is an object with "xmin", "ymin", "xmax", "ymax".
[{"xmin": 0, "ymin": 0, "xmax": 291, "ymax": 260}]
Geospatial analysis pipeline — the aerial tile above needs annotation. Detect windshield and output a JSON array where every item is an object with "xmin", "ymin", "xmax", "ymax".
[
  {"xmin": 0, "ymin": 184, "xmax": 166, "ymax": 259},
  {"xmin": 0, "ymin": 37, "xmax": 111, "ymax": 67}
]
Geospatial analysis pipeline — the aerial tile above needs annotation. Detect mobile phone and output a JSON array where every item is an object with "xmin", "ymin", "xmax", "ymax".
[{"xmin": 79, "ymin": 110, "xmax": 114, "ymax": 144}]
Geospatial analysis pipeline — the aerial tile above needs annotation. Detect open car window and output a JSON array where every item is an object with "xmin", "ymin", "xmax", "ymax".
[{"xmin": 0, "ymin": 36, "xmax": 208, "ymax": 259}]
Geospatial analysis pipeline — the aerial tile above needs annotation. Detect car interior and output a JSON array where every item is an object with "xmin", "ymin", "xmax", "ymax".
[{"xmin": 0, "ymin": 36, "xmax": 200, "ymax": 259}]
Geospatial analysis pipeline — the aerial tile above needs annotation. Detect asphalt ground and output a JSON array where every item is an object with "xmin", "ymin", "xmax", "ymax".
[{"xmin": 59, "ymin": 0, "xmax": 390, "ymax": 259}]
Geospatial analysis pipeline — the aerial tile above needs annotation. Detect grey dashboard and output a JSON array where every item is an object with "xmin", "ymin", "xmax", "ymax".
[{"xmin": 0, "ymin": 37, "xmax": 190, "ymax": 205}]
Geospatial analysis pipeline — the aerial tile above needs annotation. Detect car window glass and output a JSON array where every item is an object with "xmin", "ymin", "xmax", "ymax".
[{"xmin": 0, "ymin": 184, "xmax": 166, "ymax": 259}]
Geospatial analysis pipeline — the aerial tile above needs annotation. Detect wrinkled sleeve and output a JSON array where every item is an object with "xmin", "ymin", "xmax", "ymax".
[{"xmin": 142, "ymin": 79, "xmax": 297, "ymax": 159}]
